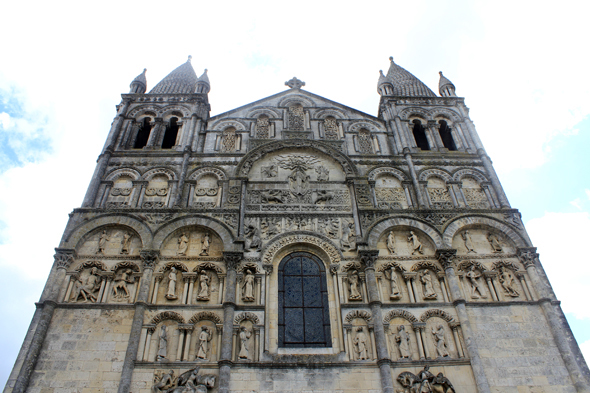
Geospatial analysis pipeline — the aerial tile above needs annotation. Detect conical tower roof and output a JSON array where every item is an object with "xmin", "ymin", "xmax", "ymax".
[
  {"xmin": 149, "ymin": 56, "xmax": 198, "ymax": 94},
  {"xmin": 438, "ymin": 71, "xmax": 455, "ymax": 90},
  {"xmin": 131, "ymin": 68, "xmax": 147, "ymax": 87},
  {"xmin": 385, "ymin": 57, "xmax": 436, "ymax": 97}
]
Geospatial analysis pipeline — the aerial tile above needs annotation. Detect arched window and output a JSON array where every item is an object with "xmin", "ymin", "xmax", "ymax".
[
  {"xmin": 221, "ymin": 127, "xmax": 237, "ymax": 152},
  {"xmin": 161, "ymin": 117, "xmax": 179, "ymax": 149},
  {"xmin": 438, "ymin": 120, "xmax": 457, "ymax": 151},
  {"xmin": 255, "ymin": 115, "xmax": 270, "ymax": 138},
  {"xmin": 278, "ymin": 252, "xmax": 331, "ymax": 348},
  {"xmin": 323, "ymin": 116, "xmax": 339, "ymax": 140},
  {"xmin": 288, "ymin": 104, "xmax": 305, "ymax": 131},
  {"xmin": 358, "ymin": 128, "xmax": 374, "ymax": 154},
  {"xmin": 412, "ymin": 120, "xmax": 430, "ymax": 150},
  {"xmin": 134, "ymin": 118, "xmax": 152, "ymax": 149}
]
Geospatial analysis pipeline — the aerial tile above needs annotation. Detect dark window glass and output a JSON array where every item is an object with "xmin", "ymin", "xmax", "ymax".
[
  {"xmin": 161, "ymin": 117, "xmax": 179, "ymax": 149},
  {"xmin": 134, "ymin": 118, "xmax": 151, "ymax": 148},
  {"xmin": 438, "ymin": 120, "xmax": 457, "ymax": 151},
  {"xmin": 278, "ymin": 252, "xmax": 331, "ymax": 348},
  {"xmin": 412, "ymin": 119, "xmax": 430, "ymax": 150}
]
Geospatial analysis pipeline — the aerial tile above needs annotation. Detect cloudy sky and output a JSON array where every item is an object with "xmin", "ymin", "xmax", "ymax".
[{"xmin": 1, "ymin": 0, "xmax": 589, "ymax": 386}]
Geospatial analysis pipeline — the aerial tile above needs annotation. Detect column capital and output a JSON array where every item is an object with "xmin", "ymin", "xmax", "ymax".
[
  {"xmin": 449, "ymin": 322, "xmax": 461, "ymax": 331},
  {"xmin": 517, "ymin": 247, "xmax": 539, "ymax": 268},
  {"xmin": 54, "ymin": 248, "xmax": 76, "ymax": 270},
  {"xmin": 140, "ymin": 250, "xmax": 160, "ymax": 270},
  {"xmin": 330, "ymin": 263, "xmax": 340, "ymax": 275},
  {"xmin": 358, "ymin": 250, "xmax": 379, "ymax": 270},
  {"xmin": 402, "ymin": 272, "xmax": 417, "ymax": 280},
  {"xmin": 262, "ymin": 264, "xmax": 273, "ymax": 275},
  {"xmin": 436, "ymin": 249, "xmax": 457, "ymax": 269},
  {"xmin": 223, "ymin": 252, "xmax": 243, "ymax": 271}
]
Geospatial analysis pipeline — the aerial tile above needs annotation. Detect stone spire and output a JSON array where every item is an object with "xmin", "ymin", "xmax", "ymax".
[
  {"xmin": 129, "ymin": 68, "xmax": 147, "ymax": 94},
  {"xmin": 377, "ymin": 69, "xmax": 393, "ymax": 96},
  {"xmin": 438, "ymin": 71, "xmax": 457, "ymax": 97},
  {"xmin": 195, "ymin": 69, "xmax": 210, "ymax": 94},
  {"xmin": 149, "ymin": 56, "xmax": 198, "ymax": 94},
  {"xmin": 384, "ymin": 56, "xmax": 436, "ymax": 97}
]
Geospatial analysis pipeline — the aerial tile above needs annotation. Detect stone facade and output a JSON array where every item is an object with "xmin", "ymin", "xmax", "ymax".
[{"xmin": 4, "ymin": 56, "xmax": 590, "ymax": 393}]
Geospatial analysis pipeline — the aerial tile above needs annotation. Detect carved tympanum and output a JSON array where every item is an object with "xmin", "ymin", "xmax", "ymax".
[{"xmin": 397, "ymin": 366, "xmax": 455, "ymax": 393}]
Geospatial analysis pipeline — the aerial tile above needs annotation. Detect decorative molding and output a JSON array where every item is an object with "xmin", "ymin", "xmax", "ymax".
[
  {"xmin": 150, "ymin": 311, "xmax": 185, "ymax": 325},
  {"xmin": 234, "ymin": 312, "xmax": 260, "ymax": 325},
  {"xmin": 419, "ymin": 309, "xmax": 455, "ymax": 323},
  {"xmin": 188, "ymin": 311, "xmax": 222, "ymax": 325},
  {"xmin": 383, "ymin": 309, "xmax": 418, "ymax": 323},
  {"xmin": 345, "ymin": 310, "xmax": 372, "ymax": 323}
]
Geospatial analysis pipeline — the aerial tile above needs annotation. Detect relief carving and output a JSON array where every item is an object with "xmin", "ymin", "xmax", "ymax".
[
  {"xmin": 408, "ymin": 231, "xmax": 424, "ymax": 255},
  {"xmin": 354, "ymin": 327, "xmax": 369, "ymax": 360},
  {"xmin": 97, "ymin": 230, "xmax": 110, "ymax": 254},
  {"xmin": 73, "ymin": 267, "xmax": 101, "ymax": 302},
  {"xmin": 120, "ymin": 232, "xmax": 132, "ymax": 255},
  {"xmin": 241, "ymin": 269, "xmax": 255, "ymax": 302},
  {"xmin": 465, "ymin": 266, "xmax": 487, "ymax": 299},
  {"xmin": 498, "ymin": 267, "xmax": 519, "ymax": 297},
  {"xmin": 196, "ymin": 271, "xmax": 212, "ymax": 301},
  {"xmin": 315, "ymin": 165, "xmax": 330, "ymax": 181},
  {"xmin": 420, "ymin": 270, "xmax": 437, "ymax": 300},
  {"xmin": 383, "ymin": 266, "xmax": 402, "ymax": 300},
  {"xmin": 275, "ymin": 154, "xmax": 319, "ymax": 198},
  {"xmin": 244, "ymin": 221, "xmax": 262, "ymax": 251},
  {"xmin": 177, "ymin": 233, "xmax": 189, "ymax": 256},
  {"xmin": 461, "ymin": 230, "xmax": 476, "ymax": 254},
  {"xmin": 261, "ymin": 163, "xmax": 278, "ymax": 179},
  {"xmin": 112, "ymin": 269, "xmax": 134, "ymax": 301},
  {"xmin": 196, "ymin": 326, "xmax": 212, "ymax": 360},
  {"xmin": 397, "ymin": 366, "xmax": 455, "ymax": 393},
  {"xmin": 238, "ymin": 327, "xmax": 252, "ymax": 359},
  {"xmin": 387, "ymin": 230, "xmax": 396, "ymax": 254},
  {"xmin": 320, "ymin": 218, "xmax": 339, "ymax": 239},
  {"xmin": 431, "ymin": 325, "xmax": 449, "ymax": 358},
  {"xmin": 200, "ymin": 233, "xmax": 210, "ymax": 256},
  {"xmin": 340, "ymin": 220, "xmax": 356, "ymax": 251},
  {"xmin": 394, "ymin": 325, "xmax": 411, "ymax": 359},
  {"xmin": 156, "ymin": 325, "xmax": 168, "ymax": 361},
  {"xmin": 165, "ymin": 267, "xmax": 179, "ymax": 300},
  {"xmin": 152, "ymin": 367, "xmax": 216, "ymax": 393},
  {"xmin": 346, "ymin": 269, "xmax": 362, "ymax": 301},
  {"xmin": 487, "ymin": 232, "xmax": 503, "ymax": 253}
]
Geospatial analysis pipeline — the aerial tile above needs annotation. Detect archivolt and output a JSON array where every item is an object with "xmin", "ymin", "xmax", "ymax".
[
  {"xmin": 152, "ymin": 215, "xmax": 237, "ymax": 251},
  {"xmin": 452, "ymin": 168, "xmax": 488, "ymax": 183},
  {"xmin": 150, "ymin": 311, "xmax": 185, "ymax": 325},
  {"xmin": 365, "ymin": 217, "xmax": 443, "ymax": 249},
  {"xmin": 188, "ymin": 166, "xmax": 227, "ymax": 181},
  {"xmin": 143, "ymin": 168, "xmax": 177, "ymax": 181},
  {"xmin": 442, "ymin": 216, "xmax": 529, "ymax": 248},
  {"xmin": 261, "ymin": 231, "xmax": 343, "ymax": 266},
  {"xmin": 383, "ymin": 309, "xmax": 418, "ymax": 323},
  {"xmin": 62, "ymin": 215, "xmax": 151, "ymax": 250},
  {"xmin": 419, "ymin": 309, "xmax": 455, "ymax": 323},
  {"xmin": 344, "ymin": 310, "xmax": 372, "ymax": 323},
  {"xmin": 188, "ymin": 311, "xmax": 222, "ymax": 324},
  {"xmin": 104, "ymin": 168, "xmax": 141, "ymax": 181},
  {"xmin": 367, "ymin": 167, "xmax": 408, "ymax": 182},
  {"xmin": 418, "ymin": 168, "xmax": 452, "ymax": 183}
]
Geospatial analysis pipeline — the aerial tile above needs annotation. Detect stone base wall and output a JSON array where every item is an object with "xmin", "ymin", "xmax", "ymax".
[
  {"xmin": 468, "ymin": 304, "xmax": 575, "ymax": 392},
  {"xmin": 25, "ymin": 308, "xmax": 132, "ymax": 393}
]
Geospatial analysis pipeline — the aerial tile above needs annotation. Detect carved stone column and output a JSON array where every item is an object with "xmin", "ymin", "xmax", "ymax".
[
  {"xmin": 450, "ymin": 322, "xmax": 465, "ymax": 358},
  {"xmin": 218, "ymin": 251, "xmax": 243, "ymax": 393},
  {"xmin": 437, "ymin": 272, "xmax": 450, "ymax": 302},
  {"xmin": 118, "ymin": 250, "xmax": 158, "ymax": 393},
  {"xmin": 515, "ymin": 271, "xmax": 532, "ymax": 301},
  {"xmin": 183, "ymin": 325, "xmax": 194, "ymax": 361},
  {"xmin": 518, "ymin": 248, "xmax": 590, "ymax": 392},
  {"xmin": 483, "ymin": 272, "xmax": 499, "ymax": 301},
  {"xmin": 151, "ymin": 274, "xmax": 163, "ymax": 304},
  {"xmin": 412, "ymin": 322, "xmax": 426, "ymax": 360},
  {"xmin": 436, "ymin": 249, "xmax": 491, "ymax": 393},
  {"xmin": 145, "ymin": 117, "xmax": 162, "ymax": 148},
  {"xmin": 359, "ymin": 250, "xmax": 393, "ymax": 393},
  {"xmin": 174, "ymin": 146, "xmax": 192, "ymax": 207},
  {"xmin": 402, "ymin": 272, "xmax": 416, "ymax": 303},
  {"xmin": 403, "ymin": 148, "xmax": 426, "ymax": 207},
  {"xmin": 12, "ymin": 249, "xmax": 74, "ymax": 393},
  {"xmin": 401, "ymin": 181, "xmax": 414, "ymax": 208}
]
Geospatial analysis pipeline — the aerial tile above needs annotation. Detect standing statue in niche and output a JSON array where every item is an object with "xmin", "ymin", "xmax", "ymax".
[
  {"xmin": 353, "ymin": 327, "xmax": 369, "ymax": 360},
  {"xmin": 383, "ymin": 266, "xmax": 401, "ymax": 299},
  {"xmin": 196, "ymin": 326, "xmax": 212, "ymax": 360},
  {"xmin": 200, "ymin": 232, "xmax": 210, "ymax": 256},
  {"xmin": 97, "ymin": 230, "xmax": 110, "ymax": 254},
  {"xmin": 121, "ymin": 232, "xmax": 132, "ymax": 254},
  {"xmin": 387, "ymin": 230, "xmax": 396, "ymax": 254},
  {"xmin": 112, "ymin": 269, "xmax": 134, "ymax": 300},
  {"xmin": 166, "ymin": 267, "xmax": 178, "ymax": 300},
  {"xmin": 395, "ymin": 325, "xmax": 411, "ymax": 359},
  {"xmin": 156, "ymin": 325, "xmax": 168, "ymax": 361},
  {"xmin": 340, "ymin": 221, "xmax": 356, "ymax": 251},
  {"xmin": 244, "ymin": 223, "xmax": 261, "ymax": 251},
  {"xmin": 197, "ymin": 271, "xmax": 211, "ymax": 301},
  {"xmin": 242, "ymin": 269, "xmax": 255, "ymax": 302},
  {"xmin": 465, "ymin": 266, "xmax": 487, "ymax": 299},
  {"xmin": 498, "ymin": 267, "xmax": 520, "ymax": 297},
  {"xmin": 487, "ymin": 232, "xmax": 503, "ymax": 253},
  {"xmin": 431, "ymin": 325, "xmax": 450, "ymax": 358},
  {"xmin": 461, "ymin": 230, "xmax": 477, "ymax": 253},
  {"xmin": 238, "ymin": 327, "xmax": 252, "ymax": 359},
  {"xmin": 73, "ymin": 267, "xmax": 101, "ymax": 302},
  {"xmin": 408, "ymin": 231, "xmax": 423, "ymax": 255},
  {"xmin": 347, "ymin": 270, "xmax": 362, "ymax": 300},
  {"xmin": 177, "ymin": 232, "xmax": 189, "ymax": 256},
  {"xmin": 420, "ymin": 270, "xmax": 437, "ymax": 299}
]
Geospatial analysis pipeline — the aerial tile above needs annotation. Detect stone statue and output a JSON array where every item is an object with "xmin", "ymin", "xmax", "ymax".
[
  {"xmin": 384, "ymin": 267, "xmax": 401, "ymax": 299},
  {"xmin": 153, "ymin": 367, "xmax": 216, "ymax": 393},
  {"xmin": 315, "ymin": 165, "xmax": 330, "ymax": 181},
  {"xmin": 498, "ymin": 267, "xmax": 519, "ymax": 297},
  {"xmin": 395, "ymin": 325, "xmax": 411, "ymax": 359},
  {"xmin": 340, "ymin": 221, "xmax": 356, "ymax": 251},
  {"xmin": 487, "ymin": 232, "xmax": 503, "ymax": 253},
  {"xmin": 196, "ymin": 326, "xmax": 211, "ymax": 360},
  {"xmin": 461, "ymin": 230, "xmax": 476, "ymax": 253},
  {"xmin": 200, "ymin": 232, "xmax": 210, "ymax": 256},
  {"xmin": 112, "ymin": 269, "xmax": 134, "ymax": 300},
  {"xmin": 238, "ymin": 327, "xmax": 252, "ymax": 359},
  {"xmin": 73, "ymin": 267, "xmax": 101, "ymax": 302},
  {"xmin": 397, "ymin": 365, "xmax": 455, "ymax": 393},
  {"xmin": 408, "ymin": 231, "xmax": 423, "ymax": 255},
  {"xmin": 156, "ymin": 325, "xmax": 168, "ymax": 361},
  {"xmin": 420, "ymin": 270, "xmax": 437, "ymax": 299},
  {"xmin": 121, "ymin": 232, "xmax": 132, "ymax": 254},
  {"xmin": 465, "ymin": 266, "xmax": 487, "ymax": 299},
  {"xmin": 97, "ymin": 230, "xmax": 110, "ymax": 254},
  {"xmin": 242, "ymin": 269, "xmax": 255, "ymax": 302},
  {"xmin": 152, "ymin": 370, "xmax": 175, "ymax": 393},
  {"xmin": 166, "ymin": 267, "xmax": 178, "ymax": 300},
  {"xmin": 177, "ymin": 232, "xmax": 189, "ymax": 255},
  {"xmin": 387, "ymin": 230, "xmax": 396, "ymax": 254},
  {"xmin": 244, "ymin": 223, "xmax": 261, "ymax": 251},
  {"xmin": 347, "ymin": 270, "xmax": 362, "ymax": 300},
  {"xmin": 431, "ymin": 325, "xmax": 449, "ymax": 358},
  {"xmin": 353, "ymin": 327, "xmax": 369, "ymax": 360},
  {"xmin": 197, "ymin": 271, "xmax": 211, "ymax": 301}
]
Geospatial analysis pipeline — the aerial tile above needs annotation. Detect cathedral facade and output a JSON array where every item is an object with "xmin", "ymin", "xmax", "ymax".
[{"xmin": 5, "ymin": 56, "xmax": 590, "ymax": 393}]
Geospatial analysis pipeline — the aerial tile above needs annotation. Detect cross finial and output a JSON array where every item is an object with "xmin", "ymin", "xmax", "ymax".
[{"xmin": 285, "ymin": 77, "xmax": 305, "ymax": 89}]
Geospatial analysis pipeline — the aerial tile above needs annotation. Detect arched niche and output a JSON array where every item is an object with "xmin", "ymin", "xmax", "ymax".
[
  {"xmin": 366, "ymin": 218, "xmax": 443, "ymax": 250},
  {"xmin": 68, "ymin": 261, "xmax": 106, "ymax": 303},
  {"xmin": 193, "ymin": 263, "xmax": 224, "ymax": 304},
  {"xmin": 234, "ymin": 312, "xmax": 260, "ymax": 362},
  {"xmin": 457, "ymin": 261, "xmax": 490, "ymax": 302},
  {"xmin": 154, "ymin": 262, "xmax": 188, "ymax": 305},
  {"xmin": 492, "ymin": 261, "xmax": 525, "ymax": 301},
  {"xmin": 146, "ymin": 312, "xmax": 185, "ymax": 362},
  {"xmin": 153, "ymin": 216, "xmax": 236, "ymax": 252},
  {"xmin": 189, "ymin": 312, "xmax": 223, "ymax": 362},
  {"xmin": 374, "ymin": 173, "xmax": 408, "ymax": 209},
  {"xmin": 344, "ymin": 310, "xmax": 374, "ymax": 361},
  {"xmin": 442, "ymin": 216, "xmax": 529, "ymax": 249},
  {"xmin": 383, "ymin": 310, "xmax": 419, "ymax": 361},
  {"xmin": 109, "ymin": 261, "xmax": 141, "ymax": 303},
  {"xmin": 74, "ymin": 225, "xmax": 143, "ymax": 257},
  {"xmin": 450, "ymin": 224, "xmax": 518, "ymax": 256},
  {"xmin": 420, "ymin": 310, "xmax": 459, "ymax": 360},
  {"xmin": 411, "ymin": 262, "xmax": 444, "ymax": 302},
  {"xmin": 377, "ymin": 261, "xmax": 406, "ymax": 302},
  {"xmin": 62, "ymin": 214, "xmax": 151, "ymax": 250},
  {"xmin": 375, "ymin": 225, "xmax": 437, "ymax": 257},
  {"xmin": 159, "ymin": 225, "xmax": 223, "ymax": 258}
]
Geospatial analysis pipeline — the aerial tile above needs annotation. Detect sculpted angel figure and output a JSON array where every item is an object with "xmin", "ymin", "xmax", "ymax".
[
  {"xmin": 197, "ymin": 271, "xmax": 211, "ymax": 301},
  {"xmin": 113, "ymin": 269, "xmax": 134, "ymax": 300},
  {"xmin": 97, "ymin": 230, "xmax": 110, "ymax": 254},
  {"xmin": 383, "ymin": 266, "xmax": 401, "ymax": 299},
  {"xmin": 487, "ymin": 232, "xmax": 503, "ymax": 253},
  {"xmin": 340, "ymin": 221, "xmax": 356, "ymax": 251},
  {"xmin": 151, "ymin": 369, "xmax": 174, "ymax": 393},
  {"xmin": 420, "ymin": 270, "xmax": 437, "ymax": 299},
  {"xmin": 166, "ymin": 267, "xmax": 178, "ymax": 300},
  {"xmin": 200, "ymin": 232, "xmax": 210, "ymax": 256},
  {"xmin": 238, "ymin": 327, "xmax": 252, "ymax": 359},
  {"xmin": 432, "ymin": 325, "xmax": 450, "ymax": 358},
  {"xmin": 462, "ymin": 230, "xmax": 476, "ymax": 253},
  {"xmin": 121, "ymin": 232, "xmax": 132, "ymax": 254},
  {"xmin": 408, "ymin": 231, "xmax": 423, "ymax": 255},
  {"xmin": 465, "ymin": 266, "xmax": 487, "ymax": 299},
  {"xmin": 395, "ymin": 325, "xmax": 411, "ymax": 359},
  {"xmin": 386, "ymin": 230, "xmax": 396, "ymax": 254},
  {"xmin": 347, "ymin": 270, "xmax": 362, "ymax": 300},
  {"xmin": 353, "ymin": 327, "xmax": 369, "ymax": 360},
  {"xmin": 73, "ymin": 267, "xmax": 101, "ymax": 302},
  {"xmin": 498, "ymin": 267, "xmax": 519, "ymax": 297},
  {"xmin": 242, "ymin": 269, "xmax": 255, "ymax": 302},
  {"xmin": 196, "ymin": 326, "xmax": 212, "ymax": 360},
  {"xmin": 244, "ymin": 223, "xmax": 261, "ymax": 251},
  {"xmin": 156, "ymin": 325, "xmax": 168, "ymax": 361},
  {"xmin": 177, "ymin": 232, "xmax": 189, "ymax": 255}
]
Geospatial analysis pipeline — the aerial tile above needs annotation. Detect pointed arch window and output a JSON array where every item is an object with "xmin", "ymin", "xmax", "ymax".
[
  {"xmin": 412, "ymin": 120, "xmax": 430, "ymax": 150},
  {"xmin": 438, "ymin": 120, "xmax": 457, "ymax": 151},
  {"xmin": 278, "ymin": 252, "xmax": 331, "ymax": 348},
  {"xmin": 134, "ymin": 118, "xmax": 152, "ymax": 149},
  {"xmin": 161, "ymin": 117, "xmax": 179, "ymax": 149}
]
